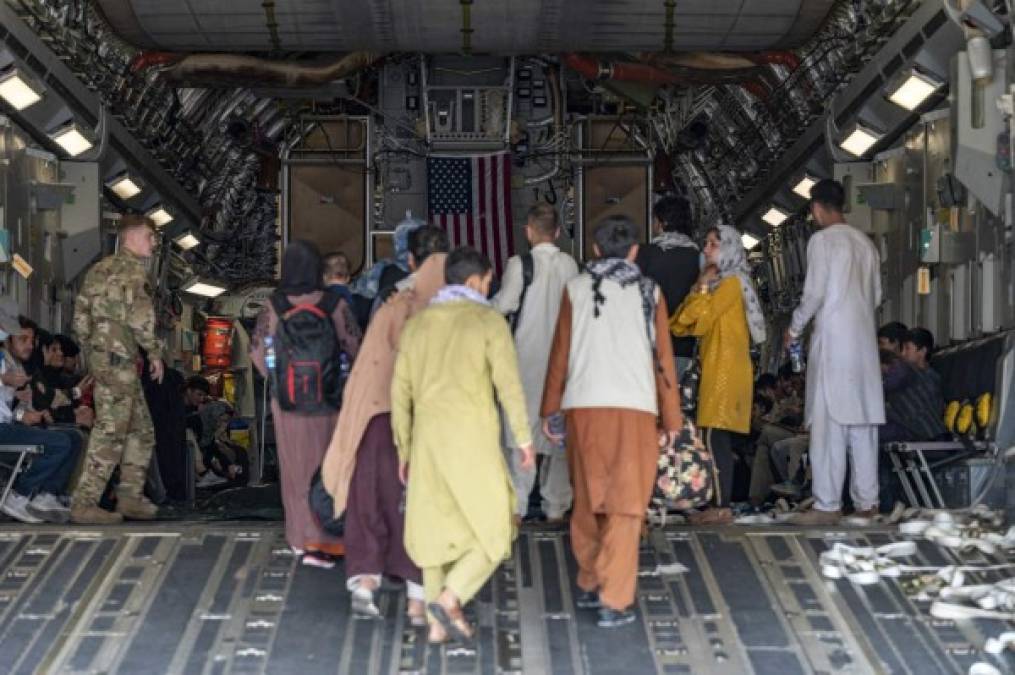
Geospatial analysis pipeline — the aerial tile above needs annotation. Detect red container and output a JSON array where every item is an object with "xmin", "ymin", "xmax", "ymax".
[{"xmin": 202, "ymin": 317, "xmax": 234, "ymax": 369}]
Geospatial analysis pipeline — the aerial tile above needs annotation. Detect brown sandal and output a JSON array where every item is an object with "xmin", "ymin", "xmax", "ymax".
[
  {"xmin": 427, "ymin": 600, "xmax": 474, "ymax": 645},
  {"xmin": 688, "ymin": 507, "xmax": 734, "ymax": 526}
]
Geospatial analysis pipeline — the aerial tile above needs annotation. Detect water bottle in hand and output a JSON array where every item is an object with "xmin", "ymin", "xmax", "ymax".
[
  {"xmin": 789, "ymin": 339, "xmax": 805, "ymax": 373},
  {"xmin": 264, "ymin": 335, "xmax": 276, "ymax": 372}
]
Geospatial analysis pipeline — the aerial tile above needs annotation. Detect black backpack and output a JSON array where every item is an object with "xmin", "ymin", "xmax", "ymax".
[
  {"xmin": 507, "ymin": 252, "xmax": 535, "ymax": 333},
  {"xmin": 270, "ymin": 290, "xmax": 347, "ymax": 414}
]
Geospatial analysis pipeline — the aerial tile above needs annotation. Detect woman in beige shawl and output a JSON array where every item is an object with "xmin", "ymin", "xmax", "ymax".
[{"xmin": 321, "ymin": 226, "xmax": 449, "ymax": 625}]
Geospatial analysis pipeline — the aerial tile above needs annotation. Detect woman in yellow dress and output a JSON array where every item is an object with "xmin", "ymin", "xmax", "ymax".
[{"xmin": 671, "ymin": 224, "xmax": 767, "ymax": 524}]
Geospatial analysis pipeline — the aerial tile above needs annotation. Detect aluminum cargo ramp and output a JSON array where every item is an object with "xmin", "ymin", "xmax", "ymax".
[{"xmin": 0, "ymin": 523, "xmax": 1011, "ymax": 674}]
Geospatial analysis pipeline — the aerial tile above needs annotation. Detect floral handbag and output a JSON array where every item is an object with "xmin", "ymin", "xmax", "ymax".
[{"xmin": 651, "ymin": 417, "xmax": 714, "ymax": 512}]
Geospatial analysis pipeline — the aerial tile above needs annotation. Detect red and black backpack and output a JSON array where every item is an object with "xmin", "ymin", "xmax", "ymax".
[{"xmin": 270, "ymin": 290, "xmax": 347, "ymax": 414}]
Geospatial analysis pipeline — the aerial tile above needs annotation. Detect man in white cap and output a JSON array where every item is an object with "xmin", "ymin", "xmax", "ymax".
[{"xmin": 0, "ymin": 301, "xmax": 82, "ymax": 523}]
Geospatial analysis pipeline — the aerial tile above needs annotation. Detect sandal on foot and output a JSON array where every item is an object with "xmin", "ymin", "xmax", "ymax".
[{"xmin": 427, "ymin": 601, "xmax": 474, "ymax": 645}]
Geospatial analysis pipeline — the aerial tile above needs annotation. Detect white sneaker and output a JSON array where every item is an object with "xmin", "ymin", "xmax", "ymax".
[
  {"xmin": 1, "ymin": 492, "xmax": 44, "ymax": 524},
  {"xmin": 28, "ymin": 493, "xmax": 70, "ymax": 523},
  {"xmin": 196, "ymin": 472, "xmax": 228, "ymax": 488}
]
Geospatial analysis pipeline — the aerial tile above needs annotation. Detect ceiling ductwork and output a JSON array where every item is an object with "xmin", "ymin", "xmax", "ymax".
[
  {"xmin": 131, "ymin": 51, "xmax": 382, "ymax": 88},
  {"xmin": 94, "ymin": 0, "xmax": 835, "ymax": 53}
]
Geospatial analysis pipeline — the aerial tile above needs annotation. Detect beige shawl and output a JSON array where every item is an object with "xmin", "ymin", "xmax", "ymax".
[{"xmin": 321, "ymin": 253, "xmax": 447, "ymax": 516}]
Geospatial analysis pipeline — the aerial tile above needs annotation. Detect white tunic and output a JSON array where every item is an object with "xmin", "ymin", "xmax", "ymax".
[
  {"xmin": 790, "ymin": 223, "xmax": 885, "ymax": 426},
  {"xmin": 493, "ymin": 242, "xmax": 579, "ymax": 451}
]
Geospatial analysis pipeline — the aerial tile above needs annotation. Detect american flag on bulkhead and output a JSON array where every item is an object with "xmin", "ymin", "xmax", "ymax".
[{"xmin": 427, "ymin": 152, "xmax": 514, "ymax": 275}]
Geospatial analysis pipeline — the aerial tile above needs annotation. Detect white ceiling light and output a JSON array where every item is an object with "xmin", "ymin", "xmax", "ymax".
[
  {"xmin": 106, "ymin": 172, "xmax": 143, "ymax": 200},
  {"xmin": 146, "ymin": 204, "xmax": 173, "ymax": 227},
  {"xmin": 49, "ymin": 121, "xmax": 93, "ymax": 157},
  {"xmin": 792, "ymin": 175, "xmax": 817, "ymax": 200},
  {"xmin": 0, "ymin": 67, "xmax": 43, "ymax": 110},
  {"xmin": 173, "ymin": 231, "xmax": 200, "ymax": 250},
  {"xmin": 742, "ymin": 233, "xmax": 760, "ymax": 250},
  {"xmin": 838, "ymin": 122, "xmax": 882, "ymax": 158},
  {"xmin": 181, "ymin": 277, "xmax": 227, "ymax": 298},
  {"xmin": 762, "ymin": 206, "xmax": 789, "ymax": 227},
  {"xmin": 887, "ymin": 68, "xmax": 944, "ymax": 111}
]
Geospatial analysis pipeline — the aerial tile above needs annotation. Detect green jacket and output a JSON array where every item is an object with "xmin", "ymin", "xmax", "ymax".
[{"xmin": 73, "ymin": 249, "xmax": 163, "ymax": 362}]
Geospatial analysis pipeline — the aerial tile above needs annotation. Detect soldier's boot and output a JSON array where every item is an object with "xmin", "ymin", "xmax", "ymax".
[
  {"xmin": 71, "ymin": 504, "xmax": 125, "ymax": 525},
  {"xmin": 116, "ymin": 496, "xmax": 159, "ymax": 521}
]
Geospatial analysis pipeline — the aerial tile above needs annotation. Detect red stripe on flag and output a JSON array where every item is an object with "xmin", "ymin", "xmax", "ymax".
[
  {"xmin": 475, "ymin": 155, "xmax": 484, "ymax": 252},
  {"xmin": 489, "ymin": 154, "xmax": 502, "ymax": 276}
]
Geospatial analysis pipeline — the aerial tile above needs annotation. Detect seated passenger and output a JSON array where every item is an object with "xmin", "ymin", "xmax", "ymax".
[
  {"xmin": 881, "ymin": 328, "xmax": 948, "ymax": 444},
  {"xmin": 55, "ymin": 334, "xmax": 84, "ymax": 389},
  {"xmin": 877, "ymin": 321, "xmax": 908, "ymax": 356},
  {"xmin": 0, "ymin": 310, "xmax": 82, "ymax": 523},
  {"xmin": 754, "ymin": 373, "xmax": 778, "ymax": 406},
  {"xmin": 31, "ymin": 332, "xmax": 94, "ymax": 429}
]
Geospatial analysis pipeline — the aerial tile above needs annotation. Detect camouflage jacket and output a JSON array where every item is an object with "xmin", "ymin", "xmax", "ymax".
[{"xmin": 73, "ymin": 249, "xmax": 163, "ymax": 362}]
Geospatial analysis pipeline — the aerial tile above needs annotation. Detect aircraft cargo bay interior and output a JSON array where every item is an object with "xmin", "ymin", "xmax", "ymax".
[{"xmin": 1, "ymin": 1, "xmax": 1015, "ymax": 674}]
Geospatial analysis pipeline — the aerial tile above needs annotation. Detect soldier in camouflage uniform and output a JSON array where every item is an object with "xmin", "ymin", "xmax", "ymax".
[{"xmin": 70, "ymin": 214, "xmax": 166, "ymax": 524}]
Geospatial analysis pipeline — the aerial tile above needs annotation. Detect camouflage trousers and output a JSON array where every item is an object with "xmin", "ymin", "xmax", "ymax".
[{"xmin": 72, "ymin": 354, "xmax": 154, "ymax": 507}]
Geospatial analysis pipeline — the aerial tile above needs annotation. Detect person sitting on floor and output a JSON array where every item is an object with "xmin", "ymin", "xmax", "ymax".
[{"xmin": 0, "ymin": 309, "xmax": 82, "ymax": 524}]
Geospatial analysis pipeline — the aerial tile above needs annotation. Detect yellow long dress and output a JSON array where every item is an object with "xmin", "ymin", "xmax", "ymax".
[
  {"xmin": 392, "ymin": 299, "xmax": 531, "ymax": 569},
  {"xmin": 671, "ymin": 277, "xmax": 753, "ymax": 434}
]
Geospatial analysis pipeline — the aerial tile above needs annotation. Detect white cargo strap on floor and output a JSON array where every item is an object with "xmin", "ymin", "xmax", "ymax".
[
  {"xmin": 819, "ymin": 541, "xmax": 918, "ymax": 585},
  {"xmin": 898, "ymin": 511, "xmax": 1015, "ymax": 555}
]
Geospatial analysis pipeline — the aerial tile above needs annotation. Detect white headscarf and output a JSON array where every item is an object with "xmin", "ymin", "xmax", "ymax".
[{"xmin": 709, "ymin": 224, "xmax": 767, "ymax": 346}]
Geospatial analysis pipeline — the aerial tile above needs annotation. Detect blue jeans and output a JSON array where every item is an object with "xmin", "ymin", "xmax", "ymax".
[{"xmin": 0, "ymin": 423, "xmax": 82, "ymax": 497}]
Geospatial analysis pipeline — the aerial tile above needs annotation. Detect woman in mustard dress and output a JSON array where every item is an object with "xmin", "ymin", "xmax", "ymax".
[{"xmin": 671, "ymin": 225, "xmax": 767, "ymax": 524}]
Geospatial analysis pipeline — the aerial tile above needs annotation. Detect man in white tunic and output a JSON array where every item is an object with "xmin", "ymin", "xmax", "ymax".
[
  {"xmin": 784, "ymin": 179, "xmax": 885, "ymax": 525},
  {"xmin": 493, "ymin": 203, "xmax": 579, "ymax": 522}
]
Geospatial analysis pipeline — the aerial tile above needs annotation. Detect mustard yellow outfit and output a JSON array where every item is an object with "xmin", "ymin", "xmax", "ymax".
[{"xmin": 671, "ymin": 277, "xmax": 753, "ymax": 434}]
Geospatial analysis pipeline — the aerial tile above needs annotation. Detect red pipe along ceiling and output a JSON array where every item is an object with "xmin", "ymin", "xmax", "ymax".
[
  {"xmin": 562, "ymin": 53, "xmax": 771, "ymax": 100},
  {"xmin": 743, "ymin": 51, "xmax": 801, "ymax": 71},
  {"xmin": 130, "ymin": 51, "xmax": 183, "ymax": 73},
  {"xmin": 562, "ymin": 53, "xmax": 687, "ymax": 84}
]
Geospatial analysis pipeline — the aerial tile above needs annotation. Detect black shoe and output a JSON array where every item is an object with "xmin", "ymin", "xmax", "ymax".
[
  {"xmin": 575, "ymin": 591, "xmax": 601, "ymax": 609},
  {"xmin": 597, "ymin": 607, "xmax": 636, "ymax": 628}
]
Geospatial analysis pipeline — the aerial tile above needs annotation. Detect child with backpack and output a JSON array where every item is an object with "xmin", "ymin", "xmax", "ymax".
[{"xmin": 251, "ymin": 240, "xmax": 361, "ymax": 568}]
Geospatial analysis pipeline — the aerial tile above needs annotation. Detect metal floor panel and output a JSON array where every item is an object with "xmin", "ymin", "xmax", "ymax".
[{"xmin": 0, "ymin": 523, "xmax": 1012, "ymax": 674}]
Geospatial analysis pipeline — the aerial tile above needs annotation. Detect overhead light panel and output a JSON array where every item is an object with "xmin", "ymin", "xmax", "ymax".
[
  {"xmin": 146, "ymin": 204, "xmax": 173, "ymax": 227},
  {"xmin": 792, "ymin": 175, "xmax": 817, "ymax": 200},
  {"xmin": 106, "ymin": 172, "xmax": 143, "ymax": 200},
  {"xmin": 49, "ymin": 121, "xmax": 93, "ymax": 157},
  {"xmin": 838, "ymin": 122, "xmax": 882, "ymax": 158},
  {"xmin": 887, "ymin": 68, "xmax": 944, "ymax": 111},
  {"xmin": 173, "ymin": 231, "xmax": 200, "ymax": 250},
  {"xmin": 0, "ymin": 67, "xmax": 43, "ymax": 110},
  {"xmin": 762, "ymin": 206, "xmax": 789, "ymax": 227},
  {"xmin": 181, "ymin": 277, "xmax": 227, "ymax": 298},
  {"xmin": 742, "ymin": 233, "xmax": 760, "ymax": 250}
]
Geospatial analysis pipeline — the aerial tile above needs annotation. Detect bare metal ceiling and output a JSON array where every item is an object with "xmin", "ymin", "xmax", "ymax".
[{"xmin": 95, "ymin": 0, "xmax": 836, "ymax": 53}]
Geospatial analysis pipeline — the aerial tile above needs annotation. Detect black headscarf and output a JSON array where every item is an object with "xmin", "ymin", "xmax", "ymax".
[{"xmin": 279, "ymin": 239, "xmax": 323, "ymax": 295}]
